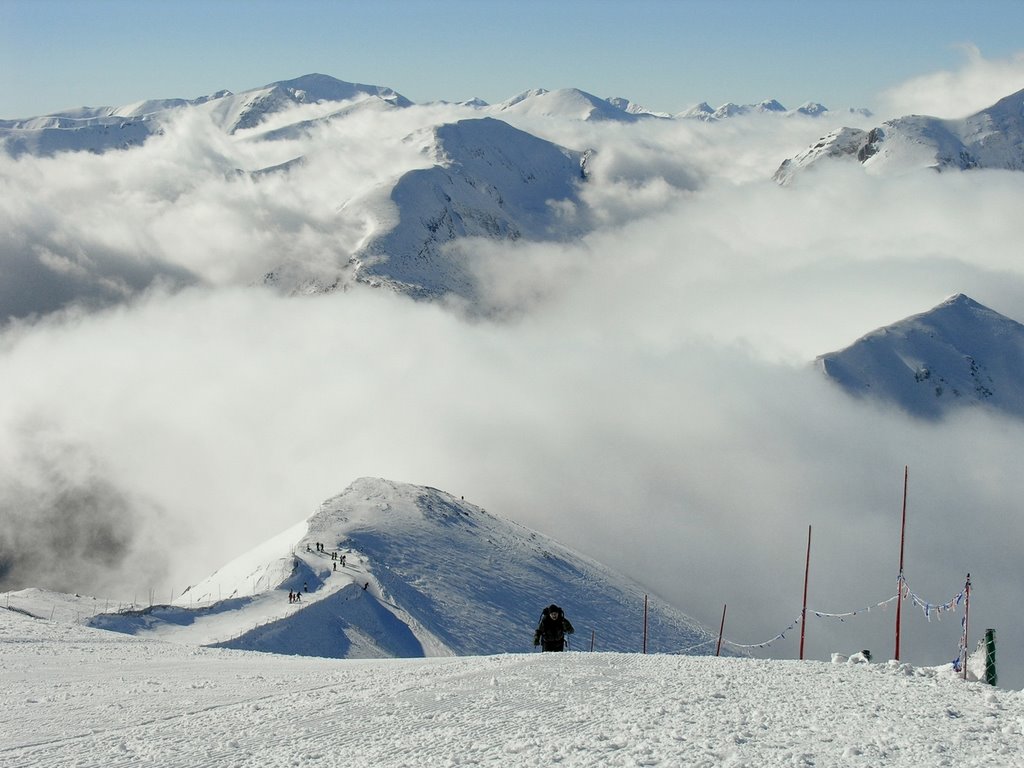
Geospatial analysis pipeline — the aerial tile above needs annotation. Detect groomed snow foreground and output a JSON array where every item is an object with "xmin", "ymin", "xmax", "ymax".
[{"xmin": 2, "ymin": 610, "xmax": 1021, "ymax": 767}]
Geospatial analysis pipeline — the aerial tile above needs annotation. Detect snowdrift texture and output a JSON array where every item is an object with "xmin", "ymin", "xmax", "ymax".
[
  {"xmin": 87, "ymin": 478, "xmax": 716, "ymax": 658},
  {"xmin": 2, "ymin": 607, "xmax": 1021, "ymax": 767}
]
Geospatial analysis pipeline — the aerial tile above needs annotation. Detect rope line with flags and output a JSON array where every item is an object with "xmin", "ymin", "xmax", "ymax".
[
  {"xmin": 899, "ymin": 574, "xmax": 968, "ymax": 622},
  {"xmin": 715, "ymin": 574, "xmax": 969, "ymax": 653}
]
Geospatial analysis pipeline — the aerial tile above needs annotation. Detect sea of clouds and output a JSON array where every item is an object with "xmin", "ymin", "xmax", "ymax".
[{"xmin": 2, "ymin": 51, "xmax": 1024, "ymax": 686}]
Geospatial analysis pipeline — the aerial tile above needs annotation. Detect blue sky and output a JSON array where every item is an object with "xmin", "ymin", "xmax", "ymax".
[{"xmin": 2, "ymin": 0, "xmax": 1024, "ymax": 118}]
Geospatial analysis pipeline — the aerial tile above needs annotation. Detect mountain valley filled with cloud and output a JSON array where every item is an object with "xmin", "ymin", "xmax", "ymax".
[{"xmin": 3, "ymin": 51, "xmax": 1024, "ymax": 699}]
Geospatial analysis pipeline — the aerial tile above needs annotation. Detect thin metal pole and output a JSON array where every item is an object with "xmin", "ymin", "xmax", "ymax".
[
  {"xmin": 642, "ymin": 594, "xmax": 648, "ymax": 654},
  {"xmin": 962, "ymin": 574, "xmax": 971, "ymax": 681},
  {"xmin": 716, "ymin": 604, "xmax": 727, "ymax": 657},
  {"xmin": 799, "ymin": 525, "xmax": 812, "ymax": 660},
  {"xmin": 895, "ymin": 466, "xmax": 908, "ymax": 660}
]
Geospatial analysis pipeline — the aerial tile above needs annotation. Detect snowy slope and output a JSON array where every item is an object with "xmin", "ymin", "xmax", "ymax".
[
  {"xmin": 1, "ymin": 607, "xmax": 1019, "ymax": 767},
  {"xmin": 81, "ymin": 478, "xmax": 715, "ymax": 659},
  {"xmin": 816, "ymin": 294, "xmax": 1024, "ymax": 419},
  {"xmin": 490, "ymin": 87, "xmax": 644, "ymax": 122},
  {"xmin": 341, "ymin": 117, "xmax": 589, "ymax": 300},
  {"xmin": 775, "ymin": 87, "xmax": 1024, "ymax": 182}
]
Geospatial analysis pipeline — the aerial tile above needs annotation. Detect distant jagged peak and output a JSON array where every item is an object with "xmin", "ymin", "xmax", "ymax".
[
  {"xmin": 678, "ymin": 101, "xmax": 716, "ymax": 120},
  {"xmin": 793, "ymin": 101, "xmax": 829, "ymax": 117},
  {"xmin": 712, "ymin": 102, "xmax": 747, "ymax": 119},
  {"xmin": 679, "ymin": 98, "xmax": 830, "ymax": 121},
  {"xmin": 606, "ymin": 96, "xmax": 671, "ymax": 118},
  {"xmin": 714, "ymin": 99, "xmax": 785, "ymax": 118}
]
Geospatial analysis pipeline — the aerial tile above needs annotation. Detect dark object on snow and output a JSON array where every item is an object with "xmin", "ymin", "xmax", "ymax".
[
  {"xmin": 861, "ymin": 649, "xmax": 872, "ymax": 662},
  {"xmin": 534, "ymin": 604, "xmax": 574, "ymax": 652}
]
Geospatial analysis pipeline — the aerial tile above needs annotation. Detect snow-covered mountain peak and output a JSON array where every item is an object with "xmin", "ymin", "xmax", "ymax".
[
  {"xmin": 312, "ymin": 476, "xmax": 488, "ymax": 533},
  {"xmin": 794, "ymin": 101, "xmax": 829, "ymax": 117},
  {"xmin": 265, "ymin": 73, "xmax": 412, "ymax": 108},
  {"xmin": 492, "ymin": 87, "xmax": 641, "ymax": 122},
  {"xmin": 678, "ymin": 101, "xmax": 716, "ymax": 120},
  {"xmin": 816, "ymin": 294, "xmax": 1024, "ymax": 419},
  {"xmin": 86, "ymin": 477, "xmax": 716, "ymax": 659}
]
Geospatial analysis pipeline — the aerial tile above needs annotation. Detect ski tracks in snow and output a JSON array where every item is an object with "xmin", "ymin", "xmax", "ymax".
[{"xmin": 3, "ymin": 609, "xmax": 1023, "ymax": 767}]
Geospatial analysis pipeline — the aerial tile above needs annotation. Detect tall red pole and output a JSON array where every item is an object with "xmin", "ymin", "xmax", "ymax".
[
  {"xmin": 799, "ymin": 525, "xmax": 812, "ymax": 660},
  {"xmin": 895, "ymin": 466, "xmax": 908, "ymax": 660},
  {"xmin": 642, "ymin": 594, "xmax": 648, "ymax": 654},
  {"xmin": 716, "ymin": 604, "xmax": 727, "ymax": 657}
]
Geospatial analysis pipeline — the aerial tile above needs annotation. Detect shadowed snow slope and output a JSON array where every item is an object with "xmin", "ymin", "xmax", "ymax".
[
  {"xmin": 1, "ymin": 608, "xmax": 1020, "ymax": 767},
  {"xmin": 353, "ymin": 117, "xmax": 589, "ymax": 300},
  {"xmin": 816, "ymin": 294, "xmax": 1024, "ymax": 419},
  {"xmin": 84, "ymin": 478, "xmax": 716, "ymax": 658}
]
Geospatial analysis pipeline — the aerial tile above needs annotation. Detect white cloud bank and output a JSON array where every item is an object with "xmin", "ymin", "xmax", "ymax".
[
  {"xmin": 3, "ymin": 58, "xmax": 1024, "ymax": 688},
  {"xmin": 880, "ymin": 44, "xmax": 1024, "ymax": 119}
]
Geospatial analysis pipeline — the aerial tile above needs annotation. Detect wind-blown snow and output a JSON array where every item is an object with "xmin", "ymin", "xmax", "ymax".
[{"xmin": 1, "ymin": 607, "xmax": 1020, "ymax": 767}]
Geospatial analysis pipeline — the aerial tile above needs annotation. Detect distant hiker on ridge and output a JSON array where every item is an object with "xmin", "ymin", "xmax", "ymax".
[{"xmin": 534, "ymin": 604, "xmax": 574, "ymax": 652}]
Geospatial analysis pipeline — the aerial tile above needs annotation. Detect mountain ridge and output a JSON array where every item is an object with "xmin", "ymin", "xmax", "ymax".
[
  {"xmin": 86, "ymin": 477, "xmax": 718, "ymax": 659},
  {"xmin": 775, "ymin": 88, "xmax": 1024, "ymax": 182}
]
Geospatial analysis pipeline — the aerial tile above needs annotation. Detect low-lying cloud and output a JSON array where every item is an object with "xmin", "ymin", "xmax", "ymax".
[{"xmin": 3, "ymin": 55, "xmax": 1024, "ymax": 687}]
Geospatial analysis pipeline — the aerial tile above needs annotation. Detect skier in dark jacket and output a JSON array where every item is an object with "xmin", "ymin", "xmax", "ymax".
[{"xmin": 534, "ymin": 604, "xmax": 574, "ymax": 651}]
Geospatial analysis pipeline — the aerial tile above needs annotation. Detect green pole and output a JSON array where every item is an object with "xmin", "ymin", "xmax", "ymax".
[{"xmin": 984, "ymin": 629, "xmax": 997, "ymax": 686}]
